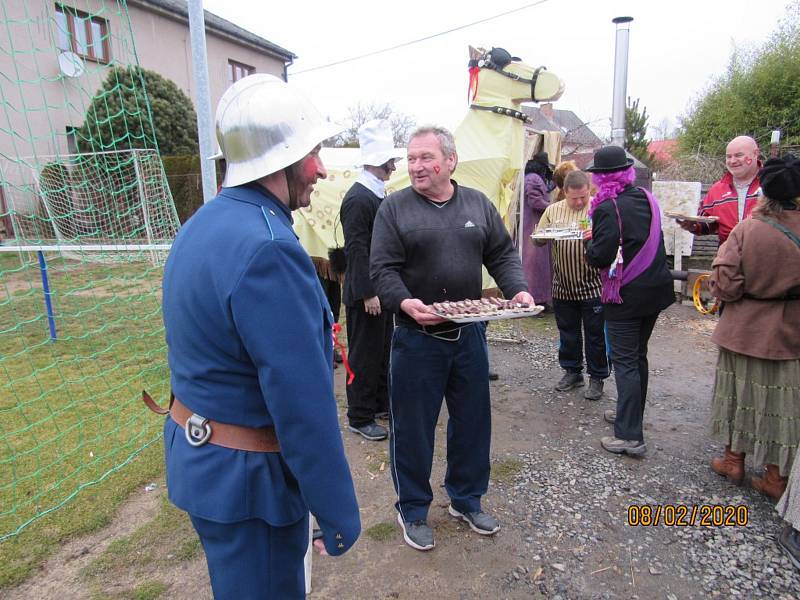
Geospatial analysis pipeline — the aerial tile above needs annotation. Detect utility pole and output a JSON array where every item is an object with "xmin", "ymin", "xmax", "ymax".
[{"xmin": 187, "ymin": 0, "xmax": 217, "ymax": 203}]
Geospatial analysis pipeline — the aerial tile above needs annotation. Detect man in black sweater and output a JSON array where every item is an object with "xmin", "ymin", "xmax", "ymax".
[
  {"xmin": 370, "ymin": 125, "xmax": 533, "ymax": 551},
  {"xmin": 341, "ymin": 120, "xmax": 403, "ymax": 442}
]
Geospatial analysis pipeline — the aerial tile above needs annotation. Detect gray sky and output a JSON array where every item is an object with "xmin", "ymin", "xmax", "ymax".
[{"xmin": 201, "ymin": 0, "xmax": 790, "ymax": 140}]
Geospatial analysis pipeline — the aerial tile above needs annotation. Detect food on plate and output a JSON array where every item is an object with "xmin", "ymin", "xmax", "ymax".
[{"xmin": 430, "ymin": 298, "xmax": 540, "ymax": 322}]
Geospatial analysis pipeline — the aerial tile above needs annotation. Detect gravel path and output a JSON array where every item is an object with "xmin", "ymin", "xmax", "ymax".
[{"xmin": 486, "ymin": 305, "xmax": 800, "ymax": 600}]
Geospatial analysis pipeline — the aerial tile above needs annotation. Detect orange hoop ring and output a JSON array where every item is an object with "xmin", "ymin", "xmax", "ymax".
[{"xmin": 692, "ymin": 273, "xmax": 720, "ymax": 315}]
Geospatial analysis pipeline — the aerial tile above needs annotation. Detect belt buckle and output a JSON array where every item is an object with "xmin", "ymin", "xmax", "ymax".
[{"xmin": 185, "ymin": 413, "xmax": 212, "ymax": 447}]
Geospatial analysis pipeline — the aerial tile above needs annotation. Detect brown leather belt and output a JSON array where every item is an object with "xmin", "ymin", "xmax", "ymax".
[{"xmin": 142, "ymin": 390, "xmax": 280, "ymax": 453}]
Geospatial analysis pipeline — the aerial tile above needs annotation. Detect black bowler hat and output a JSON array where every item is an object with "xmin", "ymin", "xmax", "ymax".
[{"xmin": 585, "ymin": 145, "xmax": 635, "ymax": 173}]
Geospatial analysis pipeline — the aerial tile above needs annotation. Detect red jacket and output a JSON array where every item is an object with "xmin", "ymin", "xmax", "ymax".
[{"xmin": 694, "ymin": 171, "xmax": 761, "ymax": 243}]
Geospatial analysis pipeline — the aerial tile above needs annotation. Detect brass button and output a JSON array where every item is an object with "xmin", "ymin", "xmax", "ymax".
[
  {"xmin": 336, "ymin": 533, "xmax": 342, "ymax": 539},
  {"xmin": 337, "ymin": 542, "xmax": 344, "ymax": 549}
]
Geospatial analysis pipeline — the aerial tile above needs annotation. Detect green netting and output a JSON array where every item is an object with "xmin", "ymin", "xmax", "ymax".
[{"xmin": 0, "ymin": 0, "xmax": 178, "ymax": 540}]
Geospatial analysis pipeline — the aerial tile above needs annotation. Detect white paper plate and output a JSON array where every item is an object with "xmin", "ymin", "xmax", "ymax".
[
  {"xmin": 531, "ymin": 230, "xmax": 584, "ymax": 240},
  {"xmin": 664, "ymin": 212, "xmax": 719, "ymax": 223}
]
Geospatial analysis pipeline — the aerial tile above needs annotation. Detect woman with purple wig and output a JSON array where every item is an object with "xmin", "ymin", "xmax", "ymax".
[{"xmin": 582, "ymin": 146, "xmax": 674, "ymax": 456}]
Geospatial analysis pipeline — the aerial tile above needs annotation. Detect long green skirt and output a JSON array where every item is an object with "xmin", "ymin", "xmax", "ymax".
[
  {"xmin": 710, "ymin": 348, "xmax": 800, "ymax": 476},
  {"xmin": 777, "ymin": 447, "xmax": 800, "ymax": 528}
]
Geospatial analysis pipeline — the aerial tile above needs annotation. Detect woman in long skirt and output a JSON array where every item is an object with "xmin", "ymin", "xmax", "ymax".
[{"xmin": 708, "ymin": 154, "xmax": 800, "ymax": 499}]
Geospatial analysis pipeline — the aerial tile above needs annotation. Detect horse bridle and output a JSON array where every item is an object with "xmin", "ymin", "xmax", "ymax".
[
  {"xmin": 468, "ymin": 103, "xmax": 531, "ymax": 123},
  {"xmin": 468, "ymin": 51, "xmax": 548, "ymax": 104},
  {"xmin": 467, "ymin": 52, "xmax": 547, "ymax": 123}
]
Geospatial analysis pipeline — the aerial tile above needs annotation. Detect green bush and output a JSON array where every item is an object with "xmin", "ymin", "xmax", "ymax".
[
  {"xmin": 77, "ymin": 66, "xmax": 198, "ymax": 156},
  {"xmin": 161, "ymin": 156, "xmax": 223, "ymax": 223}
]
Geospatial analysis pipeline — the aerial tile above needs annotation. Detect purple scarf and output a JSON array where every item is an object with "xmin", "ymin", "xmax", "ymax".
[{"xmin": 590, "ymin": 167, "xmax": 662, "ymax": 304}]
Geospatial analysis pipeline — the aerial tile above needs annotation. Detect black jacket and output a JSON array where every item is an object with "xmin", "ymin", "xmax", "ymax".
[
  {"xmin": 584, "ymin": 185, "xmax": 674, "ymax": 320},
  {"xmin": 341, "ymin": 182, "xmax": 381, "ymax": 307}
]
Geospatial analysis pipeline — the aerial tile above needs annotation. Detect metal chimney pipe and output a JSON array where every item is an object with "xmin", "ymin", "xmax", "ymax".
[{"xmin": 610, "ymin": 16, "xmax": 634, "ymax": 148}]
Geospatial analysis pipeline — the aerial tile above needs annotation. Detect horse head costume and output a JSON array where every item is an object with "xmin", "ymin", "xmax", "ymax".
[
  {"xmin": 455, "ymin": 46, "xmax": 563, "ymax": 220},
  {"xmin": 295, "ymin": 47, "xmax": 564, "ymax": 280}
]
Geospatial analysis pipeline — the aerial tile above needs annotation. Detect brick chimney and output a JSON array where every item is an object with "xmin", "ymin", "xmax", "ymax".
[{"xmin": 540, "ymin": 102, "xmax": 555, "ymax": 120}]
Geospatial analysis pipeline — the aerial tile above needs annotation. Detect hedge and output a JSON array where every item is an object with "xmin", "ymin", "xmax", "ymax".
[{"xmin": 161, "ymin": 156, "xmax": 222, "ymax": 223}]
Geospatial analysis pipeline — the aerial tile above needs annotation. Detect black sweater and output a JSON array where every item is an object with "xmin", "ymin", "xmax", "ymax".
[
  {"xmin": 584, "ymin": 185, "xmax": 674, "ymax": 320},
  {"xmin": 340, "ymin": 182, "xmax": 381, "ymax": 307},
  {"xmin": 370, "ymin": 182, "xmax": 528, "ymax": 327}
]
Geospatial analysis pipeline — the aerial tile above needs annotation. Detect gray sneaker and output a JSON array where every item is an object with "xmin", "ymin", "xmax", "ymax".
[
  {"xmin": 584, "ymin": 378, "xmax": 604, "ymax": 401},
  {"xmin": 603, "ymin": 409, "xmax": 616, "ymax": 424},
  {"xmin": 448, "ymin": 505, "xmax": 500, "ymax": 535},
  {"xmin": 601, "ymin": 436, "xmax": 646, "ymax": 456},
  {"xmin": 555, "ymin": 371, "xmax": 584, "ymax": 391},
  {"xmin": 348, "ymin": 422, "xmax": 388, "ymax": 441},
  {"xmin": 397, "ymin": 513, "xmax": 435, "ymax": 551}
]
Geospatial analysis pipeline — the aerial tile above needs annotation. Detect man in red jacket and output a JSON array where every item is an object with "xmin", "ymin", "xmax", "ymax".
[{"xmin": 678, "ymin": 135, "xmax": 762, "ymax": 243}]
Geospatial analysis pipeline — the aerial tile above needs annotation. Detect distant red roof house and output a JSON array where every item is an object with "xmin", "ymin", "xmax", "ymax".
[{"xmin": 648, "ymin": 140, "xmax": 679, "ymax": 166}]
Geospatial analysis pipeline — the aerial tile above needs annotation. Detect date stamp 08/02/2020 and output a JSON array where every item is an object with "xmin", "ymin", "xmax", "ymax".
[{"xmin": 627, "ymin": 504, "xmax": 749, "ymax": 527}]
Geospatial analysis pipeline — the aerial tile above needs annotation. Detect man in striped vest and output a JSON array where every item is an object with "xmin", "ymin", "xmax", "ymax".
[{"xmin": 535, "ymin": 169, "xmax": 609, "ymax": 400}]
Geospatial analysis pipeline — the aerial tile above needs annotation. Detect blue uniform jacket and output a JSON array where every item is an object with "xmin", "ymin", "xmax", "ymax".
[{"xmin": 161, "ymin": 183, "xmax": 360, "ymax": 555}]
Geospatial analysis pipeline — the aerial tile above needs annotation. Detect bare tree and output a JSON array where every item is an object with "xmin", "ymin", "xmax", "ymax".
[
  {"xmin": 654, "ymin": 153, "xmax": 725, "ymax": 184},
  {"xmin": 327, "ymin": 102, "xmax": 416, "ymax": 148}
]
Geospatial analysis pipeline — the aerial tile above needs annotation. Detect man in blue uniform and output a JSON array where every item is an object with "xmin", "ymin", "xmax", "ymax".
[
  {"xmin": 160, "ymin": 74, "xmax": 360, "ymax": 598},
  {"xmin": 370, "ymin": 126, "xmax": 534, "ymax": 551}
]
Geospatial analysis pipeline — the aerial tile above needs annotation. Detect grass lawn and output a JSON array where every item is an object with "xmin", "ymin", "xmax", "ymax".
[{"xmin": 0, "ymin": 250, "xmax": 170, "ymax": 588}]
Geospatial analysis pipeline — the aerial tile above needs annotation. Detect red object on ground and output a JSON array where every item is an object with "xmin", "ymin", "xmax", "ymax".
[{"xmin": 332, "ymin": 323, "xmax": 354, "ymax": 384}]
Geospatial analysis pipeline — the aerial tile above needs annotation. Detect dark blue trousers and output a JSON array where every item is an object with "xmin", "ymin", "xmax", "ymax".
[
  {"xmin": 190, "ymin": 513, "xmax": 309, "ymax": 599},
  {"xmin": 389, "ymin": 323, "xmax": 491, "ymax": 522},
  {"xmin": 606, "ymin": 313, "xmax": 660, "ymax": 442},
  {"xmin": 553, "ymin": 297, "xmax": 609, "ymax": 379}
]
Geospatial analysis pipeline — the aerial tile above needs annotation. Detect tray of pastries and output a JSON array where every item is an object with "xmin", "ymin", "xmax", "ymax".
[{"xmin": 431, "ymin": 298, "xmax": 545, "ymax": 323}]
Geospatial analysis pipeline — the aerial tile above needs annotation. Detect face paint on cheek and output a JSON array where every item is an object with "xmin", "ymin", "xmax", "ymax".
[
  {"xmin": 433, "ymin": 165, "xmax": 440, "ymax": 174},
  {"xmin": 301, "ymin": 156, "xmax": 319, "ymax": 181},
  {"xmin": 744, "ymin": 156, "xmax": 753, "ymax": 165}
]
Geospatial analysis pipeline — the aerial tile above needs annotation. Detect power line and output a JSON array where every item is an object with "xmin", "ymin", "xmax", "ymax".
[{"xmin": 290, "ymin": 0, "xmax": 552, "ymax": 75}]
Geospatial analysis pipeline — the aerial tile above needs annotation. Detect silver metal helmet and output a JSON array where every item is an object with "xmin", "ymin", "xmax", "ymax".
[{"xmin": 213, "ymin": 74, "xmax": 343, "ymax": 187}]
